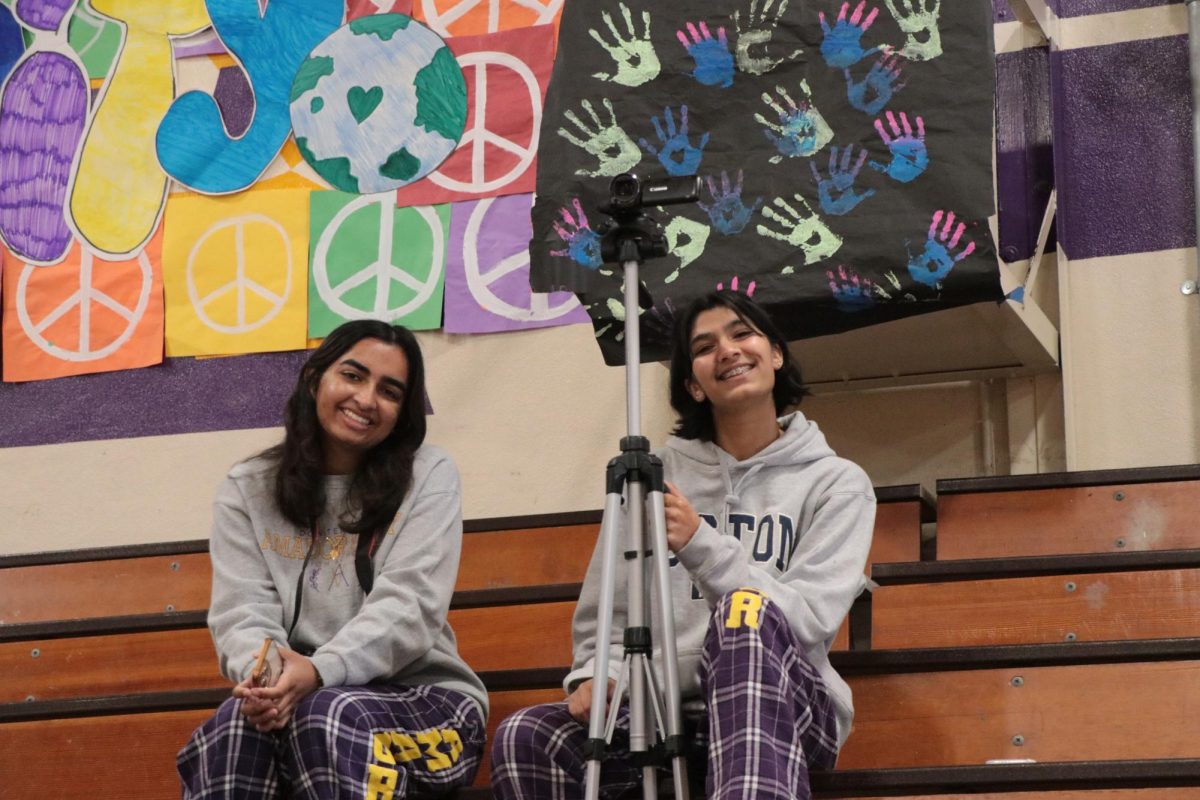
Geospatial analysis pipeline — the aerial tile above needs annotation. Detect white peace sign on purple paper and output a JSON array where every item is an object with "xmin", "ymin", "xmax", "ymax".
[
  {"xmin": 462, "ymin": 196, "xmax": 581, "ymax": 322},
  {"xmin": 312, "ymin": 194, "xmax": 445, "ymax": 322}
]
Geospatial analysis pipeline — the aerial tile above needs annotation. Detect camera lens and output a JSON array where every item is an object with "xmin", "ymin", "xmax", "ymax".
[{"xmin": 611, "ymin": 174, "xmax": 639, "ymax": 199}]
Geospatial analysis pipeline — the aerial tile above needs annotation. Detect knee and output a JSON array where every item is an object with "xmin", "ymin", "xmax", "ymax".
[
  {"xmin": 711, "ymin": 588, "xmax": 783, "ymax": 634},
  {"xmin": 491, "ymin": 703, "xmax": 570, "ymax": 766}
]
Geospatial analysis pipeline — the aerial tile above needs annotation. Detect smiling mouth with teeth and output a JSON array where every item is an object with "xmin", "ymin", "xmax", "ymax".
[
  {"xmin": 720, "ymin": 365, "xmax": 753, "ymax": 380},
  {"xmin": 342, "ymin": 409, "xmax": 372, "ymax": 426}
]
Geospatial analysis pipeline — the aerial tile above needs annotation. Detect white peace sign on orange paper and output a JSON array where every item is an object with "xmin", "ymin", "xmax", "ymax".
[
  {"xmin": 463, "ymin": 196, "xmax": 580, "ymax": 322},
  {"xmin": 424, "ymin": 50, "xmax": 542, "ymax": 195},
  {"xmin": 15, "ymin": 249, "xmax": 153, "ymax": 362},
  {"xmin": 312, "ymin": 195, "xmax": 445, "ymax": 322},
  {"xmin": 417, "ymin": 0, "xmax": 562, "ymax": 36},
  {"xmin": 185, "ymin": 214, "xmax": 292, "ymax": 334}
]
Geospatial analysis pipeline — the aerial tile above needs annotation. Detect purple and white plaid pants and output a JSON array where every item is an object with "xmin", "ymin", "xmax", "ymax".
[
  {"xmin": 177, "ymin": 684, "xmax": 485, "ymax": 799},
  {"xmin": 491, "ymin": 589, "xmax": 839, "ymax": 799}
]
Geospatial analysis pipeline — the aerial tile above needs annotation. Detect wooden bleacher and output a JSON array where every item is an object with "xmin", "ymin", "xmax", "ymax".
[{"xmin": 2, "ymin": 473, "xmax": 1199, "ymax": 798}]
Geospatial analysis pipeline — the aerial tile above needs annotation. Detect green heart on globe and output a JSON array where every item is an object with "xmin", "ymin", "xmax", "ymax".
[{"xmin": 347, "ymin": 85, "xmax": 384, "ymax": 124}]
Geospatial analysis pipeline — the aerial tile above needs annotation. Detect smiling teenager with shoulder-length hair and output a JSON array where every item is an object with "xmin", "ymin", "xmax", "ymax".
[
  {"xmin": 177, "ymin": 320, "xmax": 487, "ymax": 800},
  {"xmin": 491, "ymin": 291, "xmax": 876, "ymax": 800}
]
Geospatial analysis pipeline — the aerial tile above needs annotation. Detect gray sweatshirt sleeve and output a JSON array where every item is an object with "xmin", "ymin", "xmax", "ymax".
[
  {"xmin": 674, "ymin": 466, "xmax": 876, "ymax": 649},
  {"xmin": 308, "ymin": 457, "xmax": 463, "ymax": 688},
  {"xmin": 207, "ymin": 477, "xmax": 289, "ymax": 683}
]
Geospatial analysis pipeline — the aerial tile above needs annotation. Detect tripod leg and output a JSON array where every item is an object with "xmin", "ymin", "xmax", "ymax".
[
  {"xmin": 584, "ymin": 488, "xmax": 627, "ymax": 800},
  {"xmin": 648, "ymin": 488, "xmax": 692, "ymax": 800}
]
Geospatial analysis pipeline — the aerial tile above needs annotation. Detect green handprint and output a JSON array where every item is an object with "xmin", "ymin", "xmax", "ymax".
[
  {"xmin": 589, "ymin": 3, "xmax": 661, "ymax": 87},
  {"xmin": 754, "ymin": 81, "xmax": 834, "ymax": 164},
  {"xmin": 662, "ymin": 214, "xmax": 711, "ymax": 282},
  {"xmin": 734, "ymin": 0, "xmax": 804, "ymax": 76},
  {"xmin": 757, "ymin": 193, "xmax": 843, "ymax": 265},
  {"xmin": 557, "ymin": 98, "xmax": 642, "ymax": 178},
  {"xmin": 883, "ymin": 0, "xmax": 942, "ymax": 61}
]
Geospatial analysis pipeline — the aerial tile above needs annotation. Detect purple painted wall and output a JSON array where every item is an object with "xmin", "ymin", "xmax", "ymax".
[
  {"xmin": 1051, "ymin": 35, "xmax": 1194, "ymax": 260},
  {"xmin": 996, "ymin": 46, "xmax": 1055, "ymax": 262},
  {"xmin": 1049, "ymin": 0, "xmax": 1182, "ymax": 19}
]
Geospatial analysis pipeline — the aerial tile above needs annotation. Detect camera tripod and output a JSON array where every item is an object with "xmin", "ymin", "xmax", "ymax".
[{"xmin": 583, "ymin": 175, "xmax": 698, "ymax": 800}]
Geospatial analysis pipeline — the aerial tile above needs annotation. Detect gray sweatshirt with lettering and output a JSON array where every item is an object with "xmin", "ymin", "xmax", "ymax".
[
  {"xmin": 207, "ymin": 444, "xmax": 487, "ymax": 718},
  {"xmin": 566, "ymin": 411, "xmax": 874, "ymax": 747}
]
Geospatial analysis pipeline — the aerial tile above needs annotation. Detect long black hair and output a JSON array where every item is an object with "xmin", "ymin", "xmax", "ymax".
[
  {"xmin": 668, "ymin": 292, "xmax": 808, "ymax": 441},
  {"xmin": 262, "ymin": 320, "xmax": 427, "ymax": 535}
]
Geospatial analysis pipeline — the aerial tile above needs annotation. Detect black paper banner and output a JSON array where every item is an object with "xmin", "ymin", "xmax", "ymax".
[{"xmin": 530, "ymin": 0, "xmax": 1003, "ymax": 365}]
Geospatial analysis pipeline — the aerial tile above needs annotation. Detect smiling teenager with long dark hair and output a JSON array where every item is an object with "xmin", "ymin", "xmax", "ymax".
[
  {"xmin": 491, "ymin": 292, "xmax": 876, "ymax": 799},
  {"xmin": 177, "ymin": 320, "xmax": 487, "ymax": 800}
]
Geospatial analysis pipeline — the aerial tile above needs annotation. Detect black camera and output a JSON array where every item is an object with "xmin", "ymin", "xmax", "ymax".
[{"xmin": 607, "ymin": 173, "xmax": 700, "ymax": 212}]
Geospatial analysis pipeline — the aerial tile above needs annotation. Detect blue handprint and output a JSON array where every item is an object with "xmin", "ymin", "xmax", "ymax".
[
  {"xmin": 810, "ymin": 144, "xmax": 876, "ymax": 215},
  {"xmin": 754, "ymin": 82, "xmax": 834, "ymax": 164},
  {"xmin": 828, "ymin": 265, "xmax": 876, "ymax": 311},
  {"xmin": 677, "ymin": 21, "xmax": 734, "ymax": 88},
  {"xmin": 907, "ymin": 209, "xmax": 976, "ymax": 288},
  {"xmin": 698, "ymin": 169, "xmax": 763, "ymax": 235},
  {"xmin": 846, "ymin": 51, "xmax": 906, "ymax": 115},
  {"xmin": 869, "ymin": 110, "xmax": 928, "ymax": 183},
  {"xmin": 639, "ymin": 105, "xmax": 709, "ymax": 176},
  {"xmin": 550, "ymin": 199, "xmax": 603, "ymax": 270},
  {"xmin": 819, "ymin": 1, "xmax": 882, "ymax": 69}
]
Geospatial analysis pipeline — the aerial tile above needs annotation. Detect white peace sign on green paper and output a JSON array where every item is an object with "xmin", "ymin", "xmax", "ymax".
[{"xmin": 312, "ymin": 194, "xmax": 445, "ymax": 322}]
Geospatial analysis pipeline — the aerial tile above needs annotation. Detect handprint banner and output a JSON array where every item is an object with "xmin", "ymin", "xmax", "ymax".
[{"xmin": 530, "ymin": 0, "xmax": 1003, "ymax": 365}]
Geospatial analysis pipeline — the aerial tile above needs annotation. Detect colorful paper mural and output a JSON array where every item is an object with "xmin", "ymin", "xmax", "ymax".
[
  {"xmin": 412, "ymin": 0, "xmax": 562, "ymax": 37},
  {"xmin": 155, "ymin": 0, "xmax": 343, "ymax": 194},
  {"xmin": 68, "ymin": 0, "xmax": 211, "ymax": 258}
]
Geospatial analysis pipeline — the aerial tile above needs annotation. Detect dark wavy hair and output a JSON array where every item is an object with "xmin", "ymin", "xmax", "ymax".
[
  {"xmin": 668, "ymin": 292, "xmax": 808, "ymax": 441},
  {"xmin": 261, "ymin": 320, "xmax": 427, "ymax": 535}
]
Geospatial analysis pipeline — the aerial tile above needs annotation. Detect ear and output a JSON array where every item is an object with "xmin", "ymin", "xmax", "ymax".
[
  {"xmin": 771, "ymin": 345, "xmax": 783, "ymax": 371},
  {"xmin": 686, "ymin": 378, "xmax": 705, "ymax": 403}
]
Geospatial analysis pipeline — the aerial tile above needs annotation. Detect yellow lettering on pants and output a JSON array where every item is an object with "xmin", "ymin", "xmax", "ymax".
[
  {"xmin": 389, "ymin": 732, "xmax": 422, "ymax": 764},
  {"xmin": 415, "ymin": 729, "xmax": 453, "ymax": 772},
  {"xmin": 364, "ymin": 763, "xmax": 398, "ymax": 800},
  {"xmin": 725, "ymin": 590, "xmax": 764, "ymax": 630},
  {"xmin": 372, "ymin": 732, "xmax": 396, "ymax": 765}
]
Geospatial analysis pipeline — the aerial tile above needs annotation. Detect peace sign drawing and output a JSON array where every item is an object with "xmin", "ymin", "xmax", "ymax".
[
  {"xmin": 414, "ymin": 0, "xmax": 562, "ymax": 37},
  {"xmin": 444, "ymin": 193, "xmax": 586, "ymax": 333},
  {"xmin": 309, "ymin": 191, "xmax": 449, "ymax": 336},
  {"xmin": 162, "ymin": 187, "xmax": 309, "ymax": 356},
  {"xmin": 393, "ymin": 24, "xmax": 554, "ymax": 207},
  {"xmin": 186, "ymin": 214, "xmax": 292, "ymax": 334},
  {"xmin": 1, "ymin": 231, "xmax": 164, "ymax": 382}
]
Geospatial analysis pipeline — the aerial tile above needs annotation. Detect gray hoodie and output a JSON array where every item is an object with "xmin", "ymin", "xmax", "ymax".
[
  {"xmin": 207, "ymin": 444, "xmax": 488, "ymax": 718},
  {"xmin": 566, "ymin": 411, "xmax": 874, "ymax": 747}
]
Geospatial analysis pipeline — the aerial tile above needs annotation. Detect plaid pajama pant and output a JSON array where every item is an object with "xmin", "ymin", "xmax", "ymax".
[
  {"xmin": 491, "ymin": 589, "xmax": 839, "ymax": 799},
  {"xmin": 177, "ymin": 684, "xmax": 485, "ymax": 799}
]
